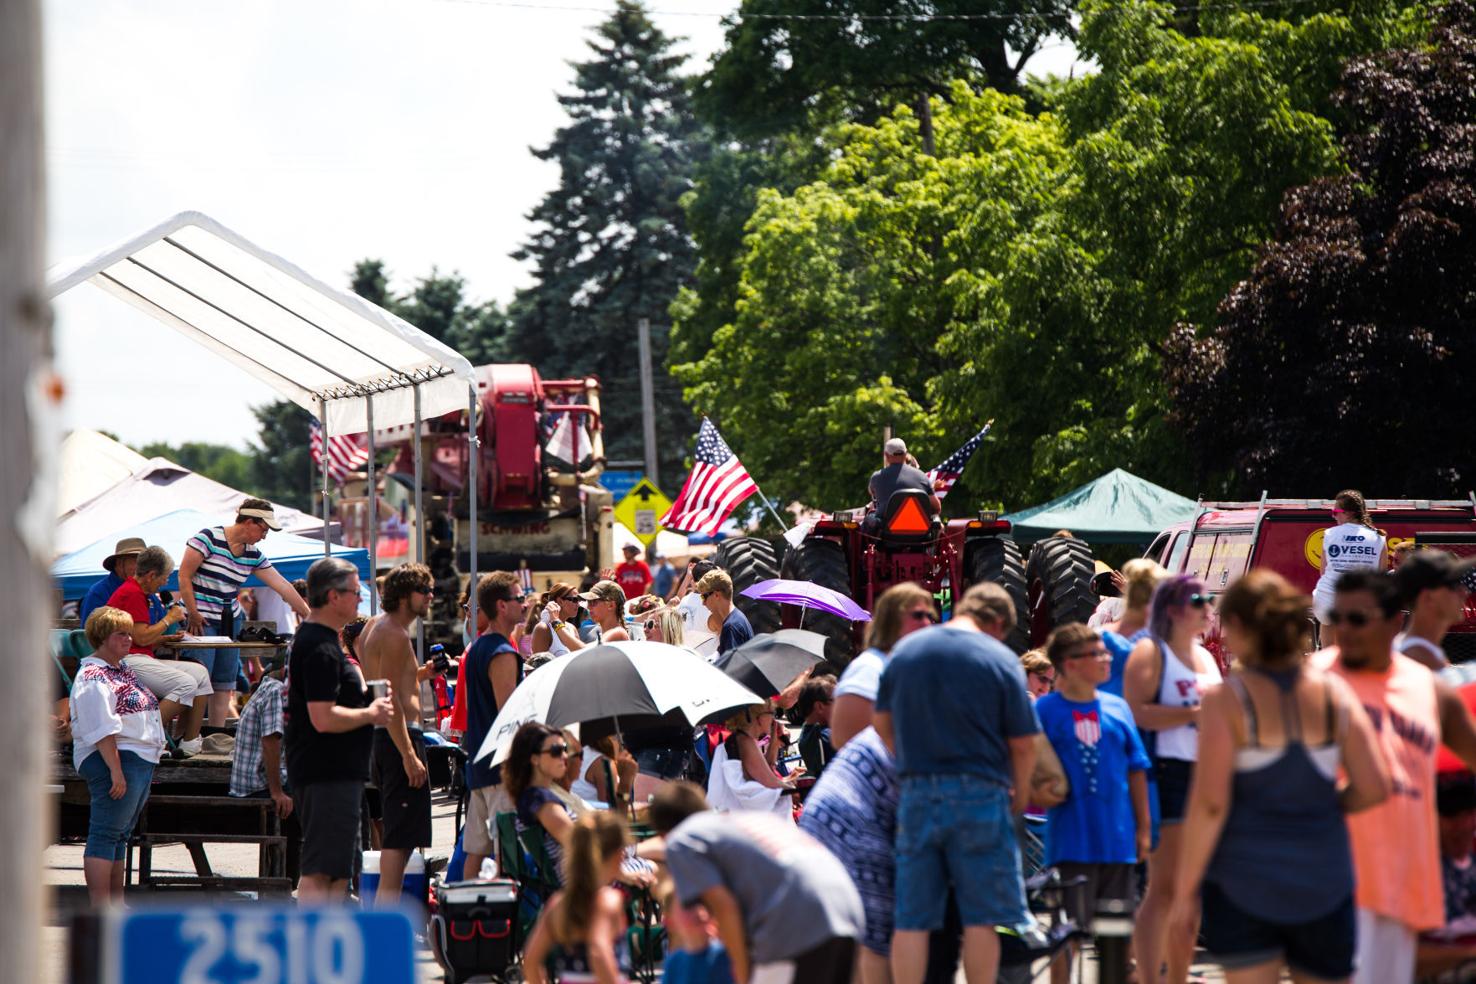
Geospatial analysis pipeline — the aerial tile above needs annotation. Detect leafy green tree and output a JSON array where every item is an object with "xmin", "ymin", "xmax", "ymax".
[
  {"xmin": 503, "ymin": 0, "xmax": 704, "ymax": 486},
  {"xmin": 248, "ymin": 401, "xmax": 316, "ymax": 514},
  {"xmin": 674, "ymin": 0, "xmax": 1429, "ymax": 511},
  {"xmin": 697, "ymin": 0, "xmax": 1074, "ymax": 144},
  {"xmin": 1164, "ymin": 0, "xmax": 1476, "ymax": 495}
]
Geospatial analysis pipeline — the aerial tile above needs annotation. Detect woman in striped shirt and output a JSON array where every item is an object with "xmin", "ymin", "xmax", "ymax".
[{"xmin": 179, "ymin": 498, "xmax": 309, "ymax": 725}]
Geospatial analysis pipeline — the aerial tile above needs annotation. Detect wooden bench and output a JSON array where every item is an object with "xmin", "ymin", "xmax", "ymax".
[{"xmin": 132, "ymin": 794, "xmax": 291, "ymax": 896}]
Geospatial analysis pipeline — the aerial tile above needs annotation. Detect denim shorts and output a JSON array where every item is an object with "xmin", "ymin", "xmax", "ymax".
[
  {"xmin": 79, "ymin": 749, "xmax": 155, "ymax": 861},
  {"xmin": 186, "ymin": 610, "xmax": 244, "ymax": 688},
  {"xmin": 895, "ymin": 775, "xmax": 1028, "ymax": 932}
]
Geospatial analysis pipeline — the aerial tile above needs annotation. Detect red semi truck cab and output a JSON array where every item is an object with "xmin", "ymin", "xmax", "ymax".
[{"xmin": 1146, "ymin": 498, "xmax": 1476, "ymax": 664}]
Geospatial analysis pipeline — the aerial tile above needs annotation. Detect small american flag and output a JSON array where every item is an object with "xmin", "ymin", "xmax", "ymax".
[
  {"xmin": 310, "ymin": 419, "xmax": 370, "ymax": 484},
  {"xmin": 926, "ymin": 420, "xmax": 993, "ymax": 500},
  {"xmin": 661, "ymin": 418, "xmax": 758, "ymax": 535}
]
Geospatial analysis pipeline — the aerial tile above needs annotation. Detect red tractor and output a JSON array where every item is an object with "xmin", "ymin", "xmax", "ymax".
[
  {"xmin": 717, "ymin": 490, "xmax": 1099, "ymax": 667},
  {"xmin": 338, "ymin": 364, "xmax": 614, "ymax": 648}
]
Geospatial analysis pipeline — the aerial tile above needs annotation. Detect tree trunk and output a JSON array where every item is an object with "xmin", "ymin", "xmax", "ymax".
[
  {"xmin": 0, "ymin": 1, "xmax": 51, "ymax": 982},
  {"xmin": 915, "ymin": 92, "xmax": 936, "ymax": 157}
]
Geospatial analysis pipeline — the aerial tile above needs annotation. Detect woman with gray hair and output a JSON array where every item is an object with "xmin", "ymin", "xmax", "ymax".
[{"xmin": 105, "ymin": 545, "xmax": 213, "ymax": 757}]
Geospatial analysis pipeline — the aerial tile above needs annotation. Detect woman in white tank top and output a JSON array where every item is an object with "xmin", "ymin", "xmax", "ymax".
[
  {"xmin": 1313, "ymin": 490, "xmax": 1388, "ymax": 647},
  {"xmin": 1124, "ymin": 574, "xmax": 1222, "ymax": 984}
]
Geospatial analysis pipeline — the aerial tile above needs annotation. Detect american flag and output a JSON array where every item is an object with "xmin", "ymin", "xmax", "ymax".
[
  {"xmin": 926, "ymin": 421, "xmax": 993, "ymax": 500},
  {"xmin": 661, "ymin": 418, "xmax": 758, "ymax": 535},
  {"xmin": 310, "ymin": 419, "xmax": 370, "ymax": 484}
]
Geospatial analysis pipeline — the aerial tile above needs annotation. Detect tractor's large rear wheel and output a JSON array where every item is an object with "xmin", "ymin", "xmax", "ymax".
[
  {"xmin": 781, "ymin": 538, "xmax": 857, "ymax": 671},
  {"xmin": 965, "ymin": 537, "xmax": 1030, "ymax": 654},
  {"xmin": 713, "ymin": 536, "xmax": 782, "ymax": 635},
  {"xmin": 1025, "ymin": 535, "xmax": 1097, "ymax": 646}
]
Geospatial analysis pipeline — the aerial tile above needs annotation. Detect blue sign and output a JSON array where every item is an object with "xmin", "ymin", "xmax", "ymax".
[
  {"xmin": 110, "ymin": 906, "xmax": 417, "ymax": 984},
  {"xmin": 601, "ymin": 469, "xmax": 643, "ymax": 502}
]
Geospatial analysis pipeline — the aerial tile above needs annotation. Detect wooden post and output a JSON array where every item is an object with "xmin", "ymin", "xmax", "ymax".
[{"xmin": 0, "ymin": 1, "xmax": 50, "ymax": 980}]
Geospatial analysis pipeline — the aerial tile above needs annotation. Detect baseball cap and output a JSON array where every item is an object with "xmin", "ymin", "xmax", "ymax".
[
  {"xmin": 884, "ymin": 437, "xmax": 907, "ymax": 455},
  {"xmin": 622, "ymin": 543, "xmax": 640, "ymax": 554},
  {"xmin": 102, "ymin": 537, "xmax": 147, "ymax": 572},
  {"xmin": 1438, "ymin": 772, "xmax": 1476, "ymax": 816},
  {"xmin": 1394, "ymin": 549, "xmax": 1476, "ymax": 604},
  {"xmin": 579, "ymin": 580, "xmax": 627, "ymax": 606}
]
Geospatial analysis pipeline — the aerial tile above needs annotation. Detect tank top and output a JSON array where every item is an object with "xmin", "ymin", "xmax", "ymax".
[
  {"xmin": 548, "ymin": 930, "xmax": 632, "ymax": 982},
  {"xmin": 1314, "ymin": 648, "xmax": 1444, "ymax": 931},
  {"xmin": 1314, "ymin": 523, "xmax": 1386, "ymax": 600},
  {"xmin": 546, "ymin": 623, "xmax": 572, "ymax": 657},
  {"xmin": 1155, "ymin": 640, "xmax": 1221, "ymax": 762},
  {"xmin": 1207, "ymin": 670, "xmax": 1352, "ymax": 921}
]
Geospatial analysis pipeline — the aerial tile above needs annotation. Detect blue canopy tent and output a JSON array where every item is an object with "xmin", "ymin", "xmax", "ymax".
[{"xmin": 52, "ymin": 508, "xmax": 371, "ymax": 602}]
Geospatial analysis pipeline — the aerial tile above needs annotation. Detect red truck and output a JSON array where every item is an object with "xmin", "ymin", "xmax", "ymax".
[{"xmin": 1146, "ymin": 497, "xmax": 1476, "ymax": 663}]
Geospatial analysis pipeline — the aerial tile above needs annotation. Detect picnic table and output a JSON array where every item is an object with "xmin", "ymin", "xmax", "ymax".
[{"xmin": 53, "ymin": 751, "xmax": 292, "ymax": 895}]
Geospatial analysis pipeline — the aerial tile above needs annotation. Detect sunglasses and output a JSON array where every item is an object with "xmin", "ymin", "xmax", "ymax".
[
  {"xmin": 1187, "ymin": 594, "xmax": 1211, "ymax": 608},
  {"xmin": 700, "ymin": 591, "xmax": 715, "ymax": 600},
  {"xmin": 414, "ymin": 587, "xmax": 434, "ymax": 597},
  {"xmin": 541, "ymin": 743, "xmax": 570, "ymax": 758},
  {"xmin": 1067, "ymin": 647, "xmax": 1108, "ymax": 660},
  {"xmin": 908, "ymin": 610, "xmax": 939, "ymax": 623},
  {"xmin": 1328, "ymin": 609, "xmax": 1375, "ymax": 627}
]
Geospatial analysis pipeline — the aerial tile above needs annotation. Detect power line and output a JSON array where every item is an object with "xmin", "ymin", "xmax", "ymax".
[{"xmin": 434, "ymin": 0, "xmax": 1344, "ymax": 21}]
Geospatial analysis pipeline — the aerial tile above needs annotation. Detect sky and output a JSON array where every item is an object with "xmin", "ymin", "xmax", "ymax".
[{"xmin": 45, "ymin": 0, "xmax": 1081, "ymax": 451}]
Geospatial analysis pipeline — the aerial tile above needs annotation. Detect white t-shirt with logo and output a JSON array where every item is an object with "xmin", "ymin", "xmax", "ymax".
[{"xmin": 1314, "ymin": 523, "xmax": 1386, "ymax": 606}]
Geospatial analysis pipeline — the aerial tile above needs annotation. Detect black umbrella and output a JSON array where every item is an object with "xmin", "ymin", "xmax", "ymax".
[{"xmin": 716, "ymin": 629, "xmax": 828, "ymax": 698}]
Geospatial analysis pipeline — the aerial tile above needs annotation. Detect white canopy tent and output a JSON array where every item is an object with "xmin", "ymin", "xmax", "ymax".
[
  {"xmin": 56, "ymin": 429, "xmax": 148, "ymax": 517},
  {"xmin": 48, "ymin": 211, "xmax": 481, "ymax": 621}
]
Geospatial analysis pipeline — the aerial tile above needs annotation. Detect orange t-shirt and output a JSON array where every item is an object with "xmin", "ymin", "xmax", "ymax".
[{"xmin": 1314, "ymin": 647, "xmax": 1444, "ymax": 931}]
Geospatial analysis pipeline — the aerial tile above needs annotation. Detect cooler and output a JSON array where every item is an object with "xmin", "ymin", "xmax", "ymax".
[{"xmin": 360, "ymin": 850, "xmax": 428, "ymax": 908}]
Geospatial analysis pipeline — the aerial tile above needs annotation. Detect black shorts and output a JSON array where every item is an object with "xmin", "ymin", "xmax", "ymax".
[
  {"xmin": 1201, "ymin": 880, "xmax": 1354, "ymax": 980},
  {"xmin": 296, "ymin": 779, "xmax": 363, "ymax": 881},
  {"xmin": 1155, "ymin": 758, "xmax": 1194, "ymax": 824},
  {"xmin": 1054, "ymin": 862, "xmax": 1137, "ymax": 931},
  {"xmin": 371, "ymin": 729, "xmax": 433, "ymax": 849},
  {"xmin": 774, "ymin": 937, "xmax": 856, "ymax": 984}
]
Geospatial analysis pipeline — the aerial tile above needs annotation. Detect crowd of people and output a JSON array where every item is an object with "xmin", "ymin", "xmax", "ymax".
[{"xmin": 59, "ymin": 488, "xmax": 1476, "ymax": 984}]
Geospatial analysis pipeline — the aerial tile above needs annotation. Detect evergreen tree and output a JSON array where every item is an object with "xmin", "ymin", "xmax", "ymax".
[{"xmin": 504, "ymin": 0, "xmax": 704, "ymax": 489}]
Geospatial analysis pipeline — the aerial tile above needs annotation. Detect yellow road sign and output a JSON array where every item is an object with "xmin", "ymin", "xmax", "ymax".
[{"xmin": 614, "ymin": 478, "xmax": 672, "ymax": 549}]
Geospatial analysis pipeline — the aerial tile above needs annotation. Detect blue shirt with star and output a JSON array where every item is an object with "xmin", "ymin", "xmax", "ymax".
[{"xmin": 1036, "ymin": 690, "xmax": 1151, "ymax": 865}]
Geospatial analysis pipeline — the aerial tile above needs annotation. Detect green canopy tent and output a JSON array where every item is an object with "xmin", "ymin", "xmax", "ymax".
[{"xmin": 1002, "ymin": 468, "xmax": 1198, "ymax": 545}]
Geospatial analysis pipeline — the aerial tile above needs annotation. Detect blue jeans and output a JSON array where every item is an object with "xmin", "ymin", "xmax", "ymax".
[
  {"xmin": 895, "ymin": 775, "xmax": 1027, "ymax": 932},
  {"xmin": 187, "ymin": 610, "xmax": 244, "ymax": 688},
  {"xmin": 79, "ymin": 750, "xmax": 155, "ymax": 861}
]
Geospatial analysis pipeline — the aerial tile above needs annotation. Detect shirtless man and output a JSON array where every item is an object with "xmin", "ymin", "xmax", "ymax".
[{"xmin": 359, "ymin": 562, "xmax": 437, "ymax": 905}]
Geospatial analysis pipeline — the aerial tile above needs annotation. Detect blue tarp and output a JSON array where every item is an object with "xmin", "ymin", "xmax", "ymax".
[{"xmin": 52, "ymin": 508, "xmax": 371, "ymax": 602}]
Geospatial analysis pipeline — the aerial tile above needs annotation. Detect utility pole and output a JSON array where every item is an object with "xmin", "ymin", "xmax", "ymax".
[
  {"xmin": 1, "ymin": 1, "xmax": 50, "ymax": 981},
  {"xmin": 637, "ymin": 317, "xmax": 659, "ymax": 487}
]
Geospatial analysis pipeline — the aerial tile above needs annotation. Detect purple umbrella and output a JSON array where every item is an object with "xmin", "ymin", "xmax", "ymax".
[{"xmin": 740, "ymin": 578, "xmax": 872, "ymax": 621}]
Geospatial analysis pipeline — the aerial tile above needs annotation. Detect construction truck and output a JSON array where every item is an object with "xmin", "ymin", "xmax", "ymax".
[{"xmin": 338, "ymin": 364, "xmax": 613, "ymax": 650}]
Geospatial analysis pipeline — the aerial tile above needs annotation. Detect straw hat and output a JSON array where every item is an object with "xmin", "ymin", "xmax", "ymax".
[{"xmin": 102, "ymin": 537, "xmax": 147, "ymax": 573}]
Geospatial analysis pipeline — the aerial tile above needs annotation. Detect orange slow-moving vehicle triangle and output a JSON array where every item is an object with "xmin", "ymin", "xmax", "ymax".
[{"xmin": 888, "ymin": 496, "xmax": 932, "ymax": 534}]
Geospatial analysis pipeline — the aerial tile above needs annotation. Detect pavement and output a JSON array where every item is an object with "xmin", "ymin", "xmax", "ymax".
[{"xmin": 44, "ymin": 786, "xmax": 1227, "ymax": 983}]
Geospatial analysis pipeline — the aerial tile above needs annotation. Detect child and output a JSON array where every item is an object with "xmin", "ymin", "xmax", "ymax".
[
  {"xmin": 1035, "ymin": 623, "xmax": 1152, "ymax": 984},
  {"xmin": 524, "ymin": 812, "xmax": 633, "ymax": 984},
  {"xmin": 661, "ymin": 885, "xmax": 736, "ymax": 984}
]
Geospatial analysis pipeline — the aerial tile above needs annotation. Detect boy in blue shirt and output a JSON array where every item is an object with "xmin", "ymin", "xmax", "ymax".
[
  {"xmin": 1035, "ymin": 623, "xmax": 1151, "ymax": 984},
  {"xmin": 661, "ymin": 885, "xmax": 735, "ymax": 984}
]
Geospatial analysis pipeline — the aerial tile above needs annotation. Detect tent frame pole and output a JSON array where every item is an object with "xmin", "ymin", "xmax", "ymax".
[
  {"xmin": 414, "ymin": 384, "xmax": 425, "ymax": 660},
  {"xmin": 366, "ymin": 394, "xmax": 378, "ymax": 615},
  {"xmin": 466, "ymin": 384, "xmax": 479, "ymax": 637},
  {"xmin": 319, "ymin": 397, "xmax": 330, "ymax": 558}
]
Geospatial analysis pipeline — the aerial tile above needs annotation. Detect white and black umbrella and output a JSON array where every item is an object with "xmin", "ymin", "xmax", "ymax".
[
  {"xmin": 474, "ymin": 641, "xmax": 764, "ymax": 765},
  {"xmin": 715, "ymin": 629, "xmax": 828, "ymax": 698}
]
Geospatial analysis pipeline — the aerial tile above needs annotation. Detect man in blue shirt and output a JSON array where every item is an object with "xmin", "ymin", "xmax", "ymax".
[
  {"xmin": 875, "ymin": 582, "xmax": 1039, "ymax": 984},
  {"xmin": 79, "ymin": 538, "xmax": 147, "ymax": 625},
  {"xmin": 459, "ymin": 570, "xmax": 525, "ymax": 881}
]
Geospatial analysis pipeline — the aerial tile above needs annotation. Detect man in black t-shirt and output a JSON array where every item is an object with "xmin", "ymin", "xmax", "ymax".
[
  {"xmin": 285, "ymin": 557, "xmax": 393, "ymax": 902},
  {"xmin": 867, "ymin": 437, "xmax": 940, "ymax": 523}
]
